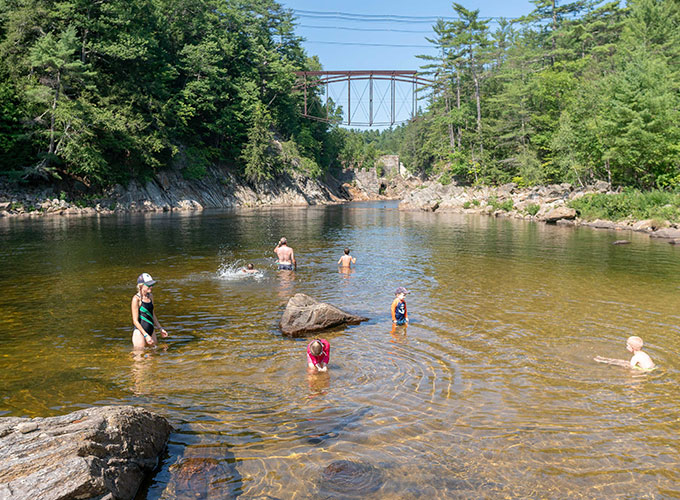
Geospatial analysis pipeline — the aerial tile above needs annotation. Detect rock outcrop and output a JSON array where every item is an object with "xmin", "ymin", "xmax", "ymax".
[
  {"xmin": 541, "ymin": 206, "xmax": 577, "ymax": 223},
  {"xmin": 0, "ymin": 406, "xmax": 172, "ymax": 500},
  {"xmin": 279, "ymin": 293, "xmax": 368, "ymax": 337}
]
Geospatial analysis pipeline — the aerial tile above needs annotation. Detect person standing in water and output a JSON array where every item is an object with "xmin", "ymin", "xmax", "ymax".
[
  {"xmin": 391, "ymin": 287, "xmax": 410, "ymax": 326},
  {"xmin": 274, "ymin": 237, "xmax": 296, "ymax": 270},
  {"xmin": 131, "ymin": 273, "xmax": 168, "ymax": 349},
  {"xmin": 337, "ymin": 248, "xmax": 357, "ymax": 268}
]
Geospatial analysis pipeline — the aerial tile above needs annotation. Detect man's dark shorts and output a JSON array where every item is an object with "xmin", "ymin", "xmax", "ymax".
[{"xmin": 278, "ymin": 264, "xmax": 294, "ymax": 270}]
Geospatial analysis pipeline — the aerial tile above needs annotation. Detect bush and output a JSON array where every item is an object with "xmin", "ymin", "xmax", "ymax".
[
  {"xmin": 488, "ymin": 196, "xmax": 514, "ymax": 211},
  {"xmin": 440, "ymin": 170, "xmax": 453, "ymax": 186},
  {"xmin": 463, "ymin": 201, "xmax": 471, "ymax": 209},
  {"xmin": 568, "ymin": 190, "xmax": 680, "ymax": 222},
  {"xmin": 181, "ymin": 164, "xmax": 208, "ymax": 180},
  {"xmin": 526, "ymin": 203, "xmax": 540, "ymax": 216}
]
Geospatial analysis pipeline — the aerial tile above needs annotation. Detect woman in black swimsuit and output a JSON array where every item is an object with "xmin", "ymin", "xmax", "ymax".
[{"xmin": 131, "ymin": 272, "xmax": 169, "ymax": 349}]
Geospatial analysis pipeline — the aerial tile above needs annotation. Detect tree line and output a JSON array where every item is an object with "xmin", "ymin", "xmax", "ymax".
[
  {"xmin": 0, "ymin": 0, "xmax": 356, "ymax": 188},
  {"xmin": 359, "ymin": 0, "xmax": 680, "ymax": 189}
]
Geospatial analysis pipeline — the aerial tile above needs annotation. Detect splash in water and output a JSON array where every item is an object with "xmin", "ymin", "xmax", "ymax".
[{"xmin": 217, "ymin": 260, "xmax": 264, "ymax": 280}]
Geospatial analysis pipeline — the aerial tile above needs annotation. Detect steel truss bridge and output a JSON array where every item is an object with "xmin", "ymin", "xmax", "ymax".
[{"xmin": 293, "ymin": 70, "xmax": 432, "ymax": 127}]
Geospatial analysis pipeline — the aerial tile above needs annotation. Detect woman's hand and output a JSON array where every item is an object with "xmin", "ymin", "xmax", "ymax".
[
  {"xmin": 145, "ymin": 334, "xmax": 156, "ymax": 346},
  {"xmin": 160, "ymin": 328, "xmax": 168, "ymax": 338}
]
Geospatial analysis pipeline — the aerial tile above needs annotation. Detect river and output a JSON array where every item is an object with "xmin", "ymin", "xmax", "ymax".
[{"xmin": 1, "ymin": 201, "xmax": 680, "ymax": 499}]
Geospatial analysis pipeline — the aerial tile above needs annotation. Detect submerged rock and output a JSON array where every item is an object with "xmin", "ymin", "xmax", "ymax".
[
  {"xmin": 320, "ymin": 460, "xmax": 384, "ymax": 497},
  {"xmin": 650, "ymin": 228, "xmax": 680, "ymax": 239},
  {"xmin": 164, "ymin": 455, "xmax": 239, "ymax": 500},
  {"xmin": 0, "ymin": 406, "xmax": 172, "ymax": 500},
  {"xmin": 279, "ymin": 293, "xmax": 368, "ymax": 337}
]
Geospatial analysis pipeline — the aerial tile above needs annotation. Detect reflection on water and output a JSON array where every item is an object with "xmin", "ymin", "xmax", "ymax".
[{"xmin": 2, "ymin": 203, "xmax": 680, "ymax": 498}]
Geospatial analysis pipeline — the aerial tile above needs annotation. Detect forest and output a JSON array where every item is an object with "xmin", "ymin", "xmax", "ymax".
[
  {"xmin": 0, "ymin": 0, "xmax": 350, "ymax": 188},
  {"xmin": 0, "ymin": 0, "xmax": 678, "ymax": 191},
  {"xmin": 359, "ymin": 0, "xmax": 680, "ymax": 189}
]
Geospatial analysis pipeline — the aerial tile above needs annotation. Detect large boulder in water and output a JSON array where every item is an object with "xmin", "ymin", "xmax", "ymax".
[
  {"xmin": 280, "ymin": 293, "xmax": 368, "ymax": 337},
  {"xmin": 0, "ymin": 405, "xmax": 172, "ymax": 500}
]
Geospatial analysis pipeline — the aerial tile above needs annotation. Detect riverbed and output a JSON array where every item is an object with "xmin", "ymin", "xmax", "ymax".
[{"xmin": 1, "ymin": 201, "xmax": 679, "ymax": 498}]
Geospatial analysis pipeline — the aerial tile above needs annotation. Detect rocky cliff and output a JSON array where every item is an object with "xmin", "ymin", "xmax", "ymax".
[{"xmin": 0, "ymin": 158, "xmax": 413, "ymax": 218}]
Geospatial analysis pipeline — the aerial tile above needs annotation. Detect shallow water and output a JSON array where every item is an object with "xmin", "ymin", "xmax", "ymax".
[{"xmin": 2, "ymin": 202, "xmax": 680, "ymax": 499}]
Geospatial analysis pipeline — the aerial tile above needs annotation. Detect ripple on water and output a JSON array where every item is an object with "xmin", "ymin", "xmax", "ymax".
[{"xmin": 3, "ymin": 208, "xmax": 680, "ymax": 499}]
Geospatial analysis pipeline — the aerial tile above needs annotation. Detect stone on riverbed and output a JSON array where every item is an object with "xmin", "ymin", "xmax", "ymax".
[
  {"xmin": 280, "ymin": 293, "xmax": 368, "ymax": 337},
  {"xmin": 319, "ymin": 460, "xmax": 384, "ymax": 497},
  {"xmin": 0, "ymin": 405, "xmax": 172, "ymax": 500}
]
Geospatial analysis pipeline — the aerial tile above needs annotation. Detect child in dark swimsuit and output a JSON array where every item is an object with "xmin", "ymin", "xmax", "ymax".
[{"xmin": 391, "ymin": 287, "xmax": 410, "ymax": 325}]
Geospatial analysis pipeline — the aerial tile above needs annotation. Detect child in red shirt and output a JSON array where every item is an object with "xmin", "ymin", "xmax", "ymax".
[{"xmin": 307, "ymin": 339, "xmax": 330, "ymax": 372}]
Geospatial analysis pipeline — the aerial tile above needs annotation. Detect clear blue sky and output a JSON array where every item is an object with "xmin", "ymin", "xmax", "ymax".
[
  {"xmin": 280, "ymin": 0, "xmax": 536, "ymax": 71},
  {"xmin": 278, "ymin": 0, "xmax": 536, "ymax": 127}
]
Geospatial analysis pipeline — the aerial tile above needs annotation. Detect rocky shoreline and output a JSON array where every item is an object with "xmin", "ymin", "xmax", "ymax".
[
  {"xmin": 399, "ymin": 180, "xmax": 680, "ymax": 242},
  {"xmin": 3, "ymin": 163, "xmax": 680, "ymax": 241},
  {"xmin": 0, "ymin": 156, "xmax": 415, "ymax": 219},
  {"xmin": 0, "ymin": 406, "xmax": 171, "ymax": 500}
]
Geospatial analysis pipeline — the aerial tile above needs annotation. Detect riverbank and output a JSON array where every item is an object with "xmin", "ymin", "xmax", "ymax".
[
  {"xmin": 399, "ymin": 181, "xmax": 680, "ymax": 241},
  {"xmin": 4, "ymin": 165, "xmax": 680, "ymax": 242},
  {"xmin": 0, "ymin": 156, "xmax": 417, "ymax": 218}
]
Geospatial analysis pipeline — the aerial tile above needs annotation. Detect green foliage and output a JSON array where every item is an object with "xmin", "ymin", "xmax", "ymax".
[
  {"xmin": 333, "ymin": 0, "xmax": 680, "ymax": 193},
  {"xmin": 0, "ymin": 0, "xmax": 334, "ymax": 187},
  {"xmin": 525, "ymin": 203, "xmax": 541, "ymax": 216},
  {"xmin": 242, "ymin": 102, "xmax": 277, "ymax": 183},
  {"xmin": 488, "ymin": 196, "xmax": 514, "ymax": 211},
  {"xmin": 181, "ymin": 147, "xmax": 209, "ymax": 180},
  {"xmin": 568, "ymin": 190, "xmax": 680, "ymax": 222},
  {"xmin": 440, "ymin": 170, "xmax": 453, "ymax": 186}
]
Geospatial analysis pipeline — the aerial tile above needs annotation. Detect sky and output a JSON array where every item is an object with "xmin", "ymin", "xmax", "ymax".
[{"xmin": 279, "ymin": 0, "xmax": 536, "ymax": 127}]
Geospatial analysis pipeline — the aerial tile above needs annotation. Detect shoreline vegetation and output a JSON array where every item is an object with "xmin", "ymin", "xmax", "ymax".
[
  {"xmin": 3, "ymin": 164, "xmax": 680, "ymax": 241},
  {"xmin": 0, "ymin": 0, "xmax": 678, "ymax": 239}
]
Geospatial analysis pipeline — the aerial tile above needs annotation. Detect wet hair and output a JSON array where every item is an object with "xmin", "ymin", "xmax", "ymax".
[
  {"xmin": 344, "ymin": 248, "xmax": 350, "ymax": 254},
  {"xmin": 280, "ymin": 237, "xmax": 287, "ymax": 245},
  {"xmin": 246, "ymin": 263, "xmax": 254, "ymax": 270},
  {"xmin": 310, "ymin": 340, "xmax": 323, "ymax": 356},
  {"xmin": 627, "ymin": 336, "xmax": 643, "ymax": 351}
]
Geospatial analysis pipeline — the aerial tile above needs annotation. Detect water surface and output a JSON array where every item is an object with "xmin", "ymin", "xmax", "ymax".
[{"xmin": 1, "ymin": 202, "xmax": 680, "ymax": 499}]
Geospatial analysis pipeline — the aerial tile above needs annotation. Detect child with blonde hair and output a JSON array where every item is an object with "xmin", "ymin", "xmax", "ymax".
[{"xmin": 594, "ymin": 336, "xmax": 655, "ymax": 370}]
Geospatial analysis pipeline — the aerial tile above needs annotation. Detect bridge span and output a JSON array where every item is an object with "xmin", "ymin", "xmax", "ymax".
[{"xmin": 293, "ymin": 70, "xmax": 432, "ymax": 127}]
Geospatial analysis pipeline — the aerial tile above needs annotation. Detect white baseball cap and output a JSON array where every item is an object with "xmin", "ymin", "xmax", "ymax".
[{"xmin": 137, "ymin": 273, "xmax": 157, "ymax": 286}]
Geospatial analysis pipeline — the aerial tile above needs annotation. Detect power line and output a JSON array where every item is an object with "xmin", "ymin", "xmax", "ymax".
[
  {"xmin": 293, "ymin": 9, "xmax": 501, "ymax": 22},
  {"xmin": 306, "ymin": 40, "xmax": 434, "ymax": 48},
  {"xmin": 295, "ymin": 13, "xmax": 448, "ymax": 24},
  {"xmin": 298, "ymin": 24, "xmax": 433, "ymax": 34}
]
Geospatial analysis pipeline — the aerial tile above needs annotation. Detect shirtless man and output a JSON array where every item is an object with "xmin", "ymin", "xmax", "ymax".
[
  {"xmin": 337, "ymin": 248, "xmax": 356, "ymax": 268},
  {"xmin": 274, "ymin": 237, "xmax": 296, "ymax": 270}
]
